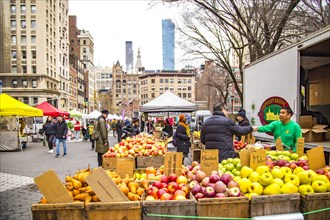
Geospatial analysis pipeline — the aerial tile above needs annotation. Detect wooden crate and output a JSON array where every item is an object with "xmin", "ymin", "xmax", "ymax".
[
  {"xmin": 85, "ymin": 201, "xmax": 141, "ymax": 220},
  {"xmin": 142, "ymin": 194, "xmax": 196, "ymax": 220},
  {"xmin": 250, "ymin": 193, "xmax": 300, "ymax": 217},
  {"xmin": 31, "ymin": 202, "xmax": 85, "ymax": 220},
  {"xmin": 300, "ymin": 192, "xmax": 330, "ymax": 220},
  {"xmin": 136, "ymin": 156, "xmax": 164, "ymax": 168},
  {"xmin": 197, "ymin": 197, "xmax": 249, "ymax": 218},
  {"xmin": 102, "ymin": 157, "xmax": 136, "ymax": 170}
]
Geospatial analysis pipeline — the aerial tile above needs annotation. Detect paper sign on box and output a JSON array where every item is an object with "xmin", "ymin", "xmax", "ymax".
[
  {"xmin": 200, "ymin": 149, "xmax": 218, "ymax": 176},
  {"xmin": 116, "ymin": 158, "xmax": 135, "ymax": 178},
  {"xmin": 34, "ymin": 170, "xmax": 74, "ymax": 204},
  {"xmin": 239, "ymin": 149, "xmax": 250, "ymax": 167},
  {"xmin": 296, "ymin": 137, "xmax": 305, "ymax": 157},
  {"xmin": 249, "ymin": 149, "xmax": 266, "ymax": 170},
  {"xmin": 307, "ymin": 146, "xmax": 325, "ymax": 171},
  {"xmin": 164, "ymin": 152, "xmax": 183, "ymax": 176},
  {"xmin": 276, "ymin": 137, "xmax": 284, "ymax": 151},
  {"xmin": 85, "ymin": 167, "xmax": 128, "ymax": 202}
]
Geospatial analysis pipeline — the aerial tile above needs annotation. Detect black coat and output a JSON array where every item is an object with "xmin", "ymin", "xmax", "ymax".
[
  {"xmin": 176, "ymin": 123, "xmax": 190, "ymax": 155},
  {"xmin": 55, "ymin": 120, "xmax": 68, "ymax": 139},
  {"xmin": 43, "ymin": 121, "xmax": 56, "ymax": 135},
  {"xmin": 201, "ymin": 111, "xmax": 253, "ymax": 162},
  {"xmin": 239, "ymin": 118, "xmax": 250, "ymax": 127},
  {"xmin": 163, "ymin": 125, "xmax": 173, "ymax": 137}
]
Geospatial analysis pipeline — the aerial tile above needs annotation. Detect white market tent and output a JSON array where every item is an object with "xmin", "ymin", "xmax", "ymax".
[
  {"xmin": 140, "ymin": 91, "xmax": 197, "ymax": 113},
  {"xmin": 83, "ymin": 110, "xmax": 101, "ymax": 119}
]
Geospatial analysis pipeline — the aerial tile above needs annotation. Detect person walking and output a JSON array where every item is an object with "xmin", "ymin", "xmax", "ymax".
[
  {"xmin": 73, "ymin": 119, "xmax": 81, "ymax": 142},
  {"xmin": 88, "ymin": 121, "xmax": 95, "ymax": 150},
  {"xmin": 95, "ymin": 110, "xmax": 109, "ymax": 167},
  {"xmin": 176, "ymin": 114, "xmax": 191, "ymax": 164},
  {"xmin": 111, "ymin": 119, "xmax": 117, "ymax": 138},
  {"xmin": 201, "ymin": 103, "xmax": 253, "ymax": 162},
  {"xmin": 116, "ymin": 120, "xmax": 123, "ymax": 143},
  {"xmin": 55, "ymin": 115, "xmax": 68, "ymax": 157},
  {"xmin": 42, "ymin": 116, "xmax": 56, "ymax": 154}
]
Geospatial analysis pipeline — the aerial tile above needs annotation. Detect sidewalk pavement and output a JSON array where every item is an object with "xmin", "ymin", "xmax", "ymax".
[{"xmin": 0, "ymin": 134, "xmax": 192, "ymax": 220}]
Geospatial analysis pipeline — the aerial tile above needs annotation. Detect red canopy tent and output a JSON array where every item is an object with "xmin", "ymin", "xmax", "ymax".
[{"xmin": 35, "ymin": 101, "xmax": 69, "ymax": 117}]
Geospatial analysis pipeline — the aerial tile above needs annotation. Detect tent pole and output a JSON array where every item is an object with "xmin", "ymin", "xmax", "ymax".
[{"xmin": 167, "ymin": 112, "xmax": 169, "ymax": 119}]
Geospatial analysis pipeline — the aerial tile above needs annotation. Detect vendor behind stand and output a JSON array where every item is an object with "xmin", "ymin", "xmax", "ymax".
[{"xmin": 253, "ymin": 106, "xmax": 302, "ymax": 152}]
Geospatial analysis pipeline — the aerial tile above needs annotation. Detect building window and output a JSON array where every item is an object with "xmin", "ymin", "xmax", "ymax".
[
  {"xmin": 83, "ymin": 48, "xmax": 86, "ymax": 53},
  {"xmin": 151, "ymin": 79, "xmax": 155, "ymax": 84},
  {"xmin": 31, "ymin": 20, "xmax": 36, "ymax": 29},
  {"xmin": 21, "ymin": 20, "xmax": 26, "ymax": 28},
  {"xmin": 22, "ymin": 66, "xmax": 27, "ymax": 73},
  {"xmin": 170, "ymin": 79, "xmax": 174, "ymax": 84},
  {"xmin": 32, "ymin": 66, "xmax": 37, "ymax": 73},
  {"xmin": 160, "ymin": 79, "xmax": 164, "ymax": 83},
  {"xmin": 22, "ymin": 50, "xmax": 26, "ymax": 59},
  {"xmin": 22, "ymin": 80, "xmax": 28, "ymax": 88},
  {"xmin": 11, "ymin": 35, "xmax": 16, "ymax": 44},
  {"xmin": 12, "ymin": 66, "xmax": 17, "ymax": 74},
  {"xmin": 11, "ymin": 20, "xmax": 16, "ymax": 29},
  {"xmin": 12, "ymin": 80, "xmax": 18, "ymax": 88},
  {"xmin": 33, "ymin": 97, "xmax": 38, "ymax": 105},
  {"xmin": 188, "ymin": 79, "xmax": 192, "ymax": 84},
  {"xmin": 178, "ymin": 93, "xmax": 181, "ymax": 97},
  {"xmin": 83, "ymin": 40, "xmax": 86, "ymax": 45},
  {"xmin": 11, "ymin": 50, "xmax": 17, "ymax": 59},
  {"xmin": 165, "ymin": 79, "xmax": 169, "ymax": 83},
  {"xmin": 183, "ymin": 93, "xmax": 187, "ymax": 98},
  {"xmin": 188, "ymin": 86, "xmax": 191, "ymax": 91},
  {"xmin": 10, "ymin": 5, "xmax": 16, "ymax": 13},
  {"xmin": 32, "ymin": 80, "xmax": 37, "ymax": 88},
  {"xmin": 23, "ymin": 97, "xmax": 28, "ymax": 104},
  {"xmin": 188, "ymin": 93, "xmax": 192, "ymax": 98},
  {"xmin": 31, "ymin": 5, "xmax": 36, "ymax": 14},
  {"xmin": 20, "ymin": 5, "xmax": 26, "ymax": 14},
  {"xmin": 31, "ymin": 51, "xmax": 36, "ymax": 59},
  {"xmin": 21, "ymin": 35, "xmax": 26, "ymax": 44}
]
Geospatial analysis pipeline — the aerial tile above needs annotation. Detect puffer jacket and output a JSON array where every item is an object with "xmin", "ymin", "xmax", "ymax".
[
  {"xmin": 95, "ymin": 116, "xmax": 109, "ymax": 154},
  {"xmin": 176, "ymin": 123, "xmax": 190, "ymax": 155},
  {"xmin": 239, "ymin": 118, "xmax": 250, "ymax": 127},
  {"xmin": 43, "ymin": 121, "xmax": 56, "ymax": 135},
  {"xmin": 55, "ymin": 120, "xmax": 68, "ymax": 139},
  {"xmin": 201, "ymin": 111, "xmax": 253, "ymax": 162}
]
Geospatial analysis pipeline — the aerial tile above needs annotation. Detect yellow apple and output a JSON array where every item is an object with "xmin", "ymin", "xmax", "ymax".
[
  {"xmin": 273, "ymin": 178, "xmax": 284, "ymax": 187},
  {"xmin": 249, "ymin": 171, "xmax": 260, "ymax": 183},
  {"xmin": 312, "ymin": 175, "xmax": 329, "ymax": 184},
  {"xmin": 248, "ymin": 182, "xmax": 263, "ymax": 195},
  {"xmin": 256, "ymin": 166, "xmax": 270, "ymax": 175},
  {"xmin": 298, "ymin": 184, "xmax": 314, "ymax": 196},
  {"xmin": 312, "ymin": 180, "xmax": 328, "ymax": 193},
  {"xmin": 241, "ymin": 166, "xmax": 253, "ymax": 178},
  {"xmin": 263, "ymin": 183, "xmax": 282, "ymax": 195},
  {"xmin": 282, "ymin": 182, "xmax": 298, "ymax": 194},
  {"xmin": 284, "ymin": 174, "xmax": 300, "ymax": 187},
  {"xmin": 297, "ymin": 171, "xmax": 313, "ymax": 184},
  {"xmin": 271, "ymin": 168, "xmax": 283, "ymax": 179},
  {"xmin": 260, "ymin": 173, "xmax": 274, "ymax": 187},
  {"xmin": 280, "ymin": 167, "xmax": 292, "ymax": 176},
  {"xmin": 293, "ymin": 167, "xmax": 305, "ymax": 175},
  {"xmin": 238, "ymin": 178, "xmax": 252, "ymax": 193}
]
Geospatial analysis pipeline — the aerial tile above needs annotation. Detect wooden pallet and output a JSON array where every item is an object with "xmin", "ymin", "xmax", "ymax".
[
  {"xmin": 300, "ymin": 192, "xmax": 330, "ymax": 220},
  {"xmin": 197, "ymin": 196, "xmax": 249, "ymax": 218},
  {"xmin": 85, "ymin": 201, "xmax": 141, "ymax": 220},
  {"xmin": 250, "ymin": 193, "xmax": 300, "ymax": 217},
  {"xmin": 31, "ymin": 202, "xmax": 85, "ymax": 220}
]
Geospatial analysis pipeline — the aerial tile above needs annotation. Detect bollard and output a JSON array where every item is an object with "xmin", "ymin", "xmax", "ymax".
[{"xmin": 253, "ymin": 212, "xmax": 304, "ymax": 220}]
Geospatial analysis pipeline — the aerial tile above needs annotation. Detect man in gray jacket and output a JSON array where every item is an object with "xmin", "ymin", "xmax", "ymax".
[
  {"xmin": 201, "ymin": 103, "xmax": 253, "ymax": 162},
  {"xmin": 95, "ymin": 110, "xmax": 109, "ymax": 166}
]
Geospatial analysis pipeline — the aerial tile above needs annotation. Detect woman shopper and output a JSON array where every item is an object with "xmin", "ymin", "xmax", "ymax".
[
  {"xmin": 73, "ymin": 119, "xmax": 81, "ymax": 142},
  {"xmin": 176, "ymin": 114, "xmax": 191, "ymax": 164},
  {"xmin": 88, "ymin": 121, "xmax": 95, "ymax": 150},
  {"xmin": 42, "ymin": 116, "xmax": 56, "ymax": 154}
]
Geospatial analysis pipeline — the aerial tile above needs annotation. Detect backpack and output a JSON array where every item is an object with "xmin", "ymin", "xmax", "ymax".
[
  {"xmin": 91, "ymin": 119, "xmax": 101, "ymax": 141},
  {"xmin": 172, "ymin": 130, "xmax": 178, "ymax": 147}
]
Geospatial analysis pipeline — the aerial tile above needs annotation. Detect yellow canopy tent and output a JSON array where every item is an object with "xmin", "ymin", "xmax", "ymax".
[{"xmin": 0, "ymin": 93, "xmax": 43, "ymax": 117}]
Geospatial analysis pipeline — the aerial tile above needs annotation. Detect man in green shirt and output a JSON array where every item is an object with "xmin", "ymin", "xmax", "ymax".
[{"xmin": 253, "ymin": 106, "xmax": 302, "ymax": 152}]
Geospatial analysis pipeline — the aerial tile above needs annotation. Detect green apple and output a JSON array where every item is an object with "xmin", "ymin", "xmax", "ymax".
[
  {"xmin": 225, "ymin": 171, "xmax": 234, "ymax": 177},
  {"xmin": 280, "ymin": 167, "xmax": 292, "ymax": 175},
  {"xmin": 312, "ymin": 175, "xmax": 330, "ymax": 184},
  {"xmin": 231, "ymin": 168, "xmax": 237, "ymax": 173},
  {"xmin": 236, "ymin": 163, "xmax": 242, "ymax": 171},
  {"xmin": 298, "ymin": 184, "xmax": 314, "ymax": 196},
  {"xmin": 263, "ymin": 183, "xmax": 282, "ymax": 195},
  {"xmin": 256, "ymin": 166, "xmax": 270, "ymax": 175},
  {"xmin": 232, "ymin": 158, "xmax": 241, "ymax": 167},
  {"xmin": 221, "ymin": 167, "xmax": 227, "ymax": 172},
  {"xmin": 227, "ymin": 158, "xmax": 234, "ymax": 164},
  {"xmin": 249, "ymin": 171, "xmax": 260, "ymax": 182},
  {"xmin": 312, "ymin": 180, "xmax": 328, "ymax": 193},
  {"xmin": 273, "ymin": 178, "xmax": 284, "ymax": 187},
  {"xmin": 282, "ymin": 182, "xmax": 298, "ymax": 194},
  {"xmin": 283, "ymin": 156, "xmax": 291, "ymax": 162},
  {"xmin": 248, "ymin": 182, "xmax": 264, "ymax": 195},
  {"xmin": 260, "ymin": 173, "xmax": 274, "ymax": 186},
  {"xmin": 278, "ymin": 155, "xmax": 286, "ymax": 160},
  {"xmin": 293, "ymin": 167, "xmax": 305, "ymax": 175},
  {"xmin": 218, "ymin": 163, "xmax": 223, "ymax": 168},
  {"xmin": 233, "ymin": 176, "xmax": 242, "ymax": 182},
  {"xmin": 239, "ymin": 177, "xmax": 252, "ymax": 193},
  {"xmin": 225, "ymin": 163, "xmax": 235, "ymax": 171},
  {"xmin": 284, "ymin": 174, "xmax": 300, "ymax": 187},
  {"xmin": 297, "ymin": 171, "xmax": 313, "ymax": 184},
  {"xmin": 271, "ymin": 168, "xmax": 284, "ymax": 179},
  {"xmin": 290, "ymin": 153, "xmax": 299, "ymax": 161},
  {"xmin": 267, "ymin": 151, "xmax": 277, "ymax": 156},
  {"xmin": 221, "ymin": 159, "xmax": 228, "ymax": 165},
  {"xmin": 234, "ymin": 171, "xmax": 241, "ymax": 176},
  {"xmin": 299, "ymin": 155, "xmax": 308, "ymax": 160},
  {"xmin": 282, "ymin": 151, "xmax": 291, "ymax": 157},
  {"xmin": 275, "ymin": 151, "xmax": 281, "ymax": 156},
  {"xmin": 241, "ymin": 166, "xmax": 253, "ymax": 178}
]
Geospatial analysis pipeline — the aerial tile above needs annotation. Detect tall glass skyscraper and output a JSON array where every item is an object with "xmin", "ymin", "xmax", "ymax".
[
  {"xmin": 125, "ymin": 41, "xmax": 133, "ymax": 73},
  {"xmin": 162, "ymin": 19, "xmax": 175, "ymax": 70}
]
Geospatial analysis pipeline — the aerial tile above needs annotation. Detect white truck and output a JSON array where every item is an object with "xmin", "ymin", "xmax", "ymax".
[{"xmin": 243, "ymin": 26, "xmax": 330, "ymax": 143}]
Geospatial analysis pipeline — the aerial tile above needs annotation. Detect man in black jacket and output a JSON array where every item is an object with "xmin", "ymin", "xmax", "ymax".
[
  {"xmin": 201, "ymin": 103, "xmax": 253, "ymax": 162},
  {"xmin": 55, "ymin": 115, "xmax": 68, "ymax": 158}
]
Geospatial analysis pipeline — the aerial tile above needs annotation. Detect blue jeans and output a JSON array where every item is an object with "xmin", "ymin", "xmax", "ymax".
[{"xmin": 56, "ymin": 138, "xmax": 67, "ymax": 155}]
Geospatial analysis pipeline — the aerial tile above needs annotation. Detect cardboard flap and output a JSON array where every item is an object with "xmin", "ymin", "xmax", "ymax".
[
  {"xmin": 164, "ymin": 152, "xmax": 183, "ymax": 176},
  {"xmin": 200, "ymin": 149, "xmax": 219, "ymax": 176},
  {"xmin": 301, "ymin": 128, "xmax": 310, "ymax": 134},
  {"xmin": 307, "ymin": 146, "xmax": 325, "ymax": 170},
  {"xmin": 116, "ymin": 158, "xmax": 135, "ymax": 178},
  {"xmin": 312, "ymin": 124, "xmax": 328, "ymax": 130},
  {"xmin": 34, "ymin": 170, "xmax": 74, "ymax": 204},
  {"xmin": 311, "ymin": 128, "xmax": 328, "ymax": 133},
  {"xmin": 299, "ymin": 116, "xmax": 313, "ymax": 128},
  {"xmin": 85, "ymin": 167, "xmax": 129, "ymax": 202}
]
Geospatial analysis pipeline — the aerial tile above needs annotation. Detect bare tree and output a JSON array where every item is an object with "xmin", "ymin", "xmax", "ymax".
[{"xmin": 159, "ymin": 0, "xmax": 329, "ymax": 103}]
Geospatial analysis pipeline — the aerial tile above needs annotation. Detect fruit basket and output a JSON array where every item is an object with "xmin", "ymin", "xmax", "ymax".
[
  {"xmin": 31, "ymin": 202, "xmax": 85, "ymax": 220},
  {"xmin": 300, "ymin": 192, "xmax": 330, "ymax": 220}
]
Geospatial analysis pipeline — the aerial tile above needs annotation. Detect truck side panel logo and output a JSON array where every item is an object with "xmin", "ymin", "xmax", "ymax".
[{"xmin": 258, "ymin": 96, "xmax": 290, "ymax": 126}]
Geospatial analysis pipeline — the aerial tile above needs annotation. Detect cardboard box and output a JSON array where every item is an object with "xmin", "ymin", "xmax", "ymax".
[
  {"xmin": 299, "ymin": 116, "xmax": 328, "ymax": 142},
  {"xmin": 102, "ymin": 156, "xmax": 136, "ymax": 171},
  {"xmin": 34, "ymin": 170, "xmax": 74, "ymax": 204},
  {"xmin": 136, "ymin": 156, "xmax": 164, "ymax": 168}
]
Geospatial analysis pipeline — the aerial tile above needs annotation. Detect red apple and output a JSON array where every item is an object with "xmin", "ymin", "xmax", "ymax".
[
  {"xmin": 176, "ymin": 175, "xmax": 188, "ymax": 185},
  {"xmin": 167, "ymin": 182, "xmax": 179, "ymax": 194},
  {"xmin": 145, "ymin": 196, "xmax": 155, "ymax": 200},
  {"xmin": 191, "ymin": 184, "xmax": 202, "ymax": 195},
  {"xmin": 186, "ymin": 165, "xmax": 193, "ymax": 171},
  {"xmin": 162, "ymin": 182, "xmax": 168, "ymax": 189},
  {"xmin": 189, "ymin": 180, "xmax": 199, "ymax": 189},
  {"xmin": 228, "ymin": 187, "xmax": 241, "ymax": 197},
  {"xmin": 160, "ymin": 175, "xmax": 169, "ymax": 183},
  {"xmin": 316, "ymin": 169, "xmax": 325, "ymax": 175},
  {"xmin": 148, "ymin": 186, "xmax": 159, "ymax": 198},
  {"xmin": 201, "ymin": 177, "xmax": 210, "ymax": 187},
  {"xmin": 192, "ymin": 161, "xmax": 199, "ymax": 167},
  {"xmin": 168, "ymin": 173, "xmax": 177, "ymax": 182},
  {"xmin": 174, "ymin": 189, "xmax": 186, "ymax": 197},
  {"xmin": 214, "ymin": 181, "xmax": 226, "ymax": 193},
  {"xmin": 157, "ymin": 188, "xmax": 167, "ymax": 198},
  {"xmin": 152, "ymin": 181, "xmax": 163, "ymax": 189},
  {"xmin": 227, "ymin": 180, "xmax": 239, "ymax": 189},
  {"xmin": 186, "ymin": 171, "xmax": 194, "ymax": 180},
  {"xmin": 209, "ymin": 174, "xmax": 221, "ymax": 183},
  {"xmin": 180, "ymin": 185, "xmax": 190, "ymax": 195},
  {"xmin": 204, "ymin": 186, "xmax": 216, "ymax": 198},
  {"xmin": 160, "ymin": 193, "xmax": 173, "ymax": 200},
  {"xmin": 195, "ymin": 171, "xmax": 207, "ymax": 182},
  {"xmin": 215, "ymin": 193, "xmax": 226, "ymax": 198},
  {"xmin": 220, "ymin": 174, "xmax": 232, "ymax": 186},
  {"xmin": 174, "ymin": 195, "xmax": 186, "ymax": 200},
  {"xmin": 194, "ymin": 192, "xmax": 205, "ymax": 199}
]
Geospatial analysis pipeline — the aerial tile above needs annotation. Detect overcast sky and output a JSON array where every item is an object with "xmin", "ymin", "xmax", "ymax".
[{"xmin": 68, "ymin": 0, "xmax": 183, "ymax": 70}]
